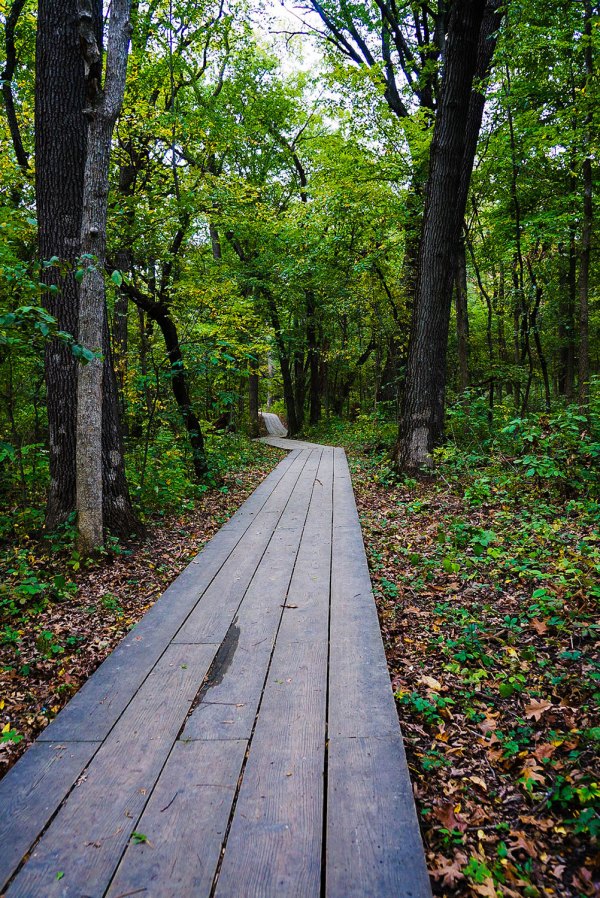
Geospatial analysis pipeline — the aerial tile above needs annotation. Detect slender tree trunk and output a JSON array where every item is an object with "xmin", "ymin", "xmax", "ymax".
[
  {"xmin": 2, "ymin": 0, "xmax": 29, "ymax": 172},
  {"xmin": 558, "ymin": 236, "xmax": 576, "ymax": 398},
  {"xmin": 264, "ymin": 291, "xmax": 299, "ymax": 436},
  {"xmin": 293, "ymin": 346, "xmax": 305, "ymax": 431},
  {"xmin": 307, "ymin": 290, "xmax": 321, "ymax": 425},
  {"xmin": 578, "ymin": 3, "xmax": 593, "ymax": 410},
  {"xmin": 455, "ymin": 234, "xmax": 470, "ymax": 391},
  {"xmin": 153, "ymin": 308, "xmax": 208, "ymax": 478},
  {"xmin": 76, "ymin": 0, "xmax": 132, "ymax": 551},
  {"xmin": 248, "ymin": 361, "xmax": 259, "ymax": 438},
  {"xmin": 396, "ymin": 0, "xmax": 486, "ymax": 470}
]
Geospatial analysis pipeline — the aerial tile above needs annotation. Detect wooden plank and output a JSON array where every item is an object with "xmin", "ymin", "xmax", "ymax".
[
  {"xmin": 106, "ymin": 739, "xmax": 247, "ymax": 898},
  {"xmin": 174, "ymin": 449, "xmax": 320, "ymax": 645},
  {"xmin": 214, "ymin": 640, "xmax": 328, "ymax": 898},
  {"xmin": 182, "ymin": 452, "xmax": 324, "ymax": 741},
  {"xmin": 326, "ymin": 448, "xmax": 431, "ymax": 896},
  {"xmin": 326, "ymin": 736, "xmax": 432, "ymax": 898},
  {"xmin": 0, "ymin": 741, "xmax": 100, "ymax": 893},
  {"xmin": 6, "ymin": 643, "xmax": 217, "ymax": 898},
  {"xmin": 214, "ymin": 449, "xmax": 333, "ymax": 898},
  {"xmin": 329, "ymin": 447, "xmax": 399, "ymax": 737},
  {"xmin": 40, "ymin": 450, "xmax": 308, "ymax": 743}
]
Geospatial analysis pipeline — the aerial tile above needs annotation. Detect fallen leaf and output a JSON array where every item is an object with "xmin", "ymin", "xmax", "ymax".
[
  {"xmin": 430, "ymin": 853, "xmax": 466, "ymax": 887},
  {"xmin": 508, "ymin": 830, "xmax": 537, "ymax": 857},
  {"xmin": 472, "ymin": 876, "xmax": 498, "ymax": 897},
  {"xmin": 524, "ymin": 698, "xmax": 552, "ymax": 721},
  {"xmin": 420, "ymin": 675, "xmax": 443, "ymax": 691},
  {"xmin": 469, "ymin": 775, "xmax": 488, "ymax": 791},
  {"xmin": 433, "ymin": 801, "xmax": 468, "ymax": 833}
]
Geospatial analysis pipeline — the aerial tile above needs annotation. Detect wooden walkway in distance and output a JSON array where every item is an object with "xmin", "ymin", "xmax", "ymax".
[{"xmin": 0, "ymin": 440, "xmax": 432, "ymax": 898}]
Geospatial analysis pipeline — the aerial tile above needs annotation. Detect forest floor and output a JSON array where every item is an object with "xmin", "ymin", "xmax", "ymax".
[
  {"xmin": 0, "ymin": 438, "xmax": 282, "ymax": 777},
  {"xmin": 334, "ymin": 418, "xmax": 599, "ymax": 898}
]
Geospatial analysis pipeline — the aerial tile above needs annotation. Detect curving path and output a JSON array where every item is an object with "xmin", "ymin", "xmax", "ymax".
[
  {"xmin": 260, "ymin": 410, "xmax": 288, "ymax": 436},
  {"xmin": 0, "ymin": 440, "xmax": 432, "ymax": 898}
]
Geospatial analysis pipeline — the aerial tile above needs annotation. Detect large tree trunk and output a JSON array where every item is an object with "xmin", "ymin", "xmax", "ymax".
[
  {"xmin": 36, "ymin": 0, "xmax": 137, "ymax": 536},
  {"xmin": 76, "ymin": 0, "xmax": 132, "ymax": 551},
  {"xmin": 396, "ymin": 0, "xmax": 487, "ymax": 471},
  {"xmin": 36, "ymin": 0, "xmax": 88, "ymax": 529}
]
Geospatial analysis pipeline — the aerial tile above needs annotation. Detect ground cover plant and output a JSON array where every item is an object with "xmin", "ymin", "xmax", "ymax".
[
  {"xmin": 0, "ymin": 436, "xmax": 281, "ymax": 775},
  {"xmin": 307, "ymin": 404, "xmax": 599, "ymax": 898}
]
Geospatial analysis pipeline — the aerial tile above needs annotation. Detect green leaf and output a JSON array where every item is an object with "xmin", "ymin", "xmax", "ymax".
[
  {"xmin": 131, "ymin": 831, "xmax": 148, "ymax": 844},
  {"xmin": 111, "ymin": 269, "xmax": 123, "ymax": 286},
  {"xmin": 56, "ymin": 872, "xmax": 64, "ymax": 881}
]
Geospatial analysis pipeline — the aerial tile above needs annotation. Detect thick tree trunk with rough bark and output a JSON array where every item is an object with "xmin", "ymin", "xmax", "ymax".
[
  {"xmin": 76, "ymin": 0, "xmax": 132, "ymax": 552},
  {"xmin": 36, "ymin": 0, "xmax": 88, "ymax": 529},
  {"xmin": 396, "ymin": 0, "xmax": 486, "ymax": 471},
  {"xmin": 36, "ymin": 0, "xmax": 136, "ymax": 536}
]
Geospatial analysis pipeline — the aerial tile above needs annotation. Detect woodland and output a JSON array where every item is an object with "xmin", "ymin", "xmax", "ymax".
[{"xmin": 0, "ymin": 0, "xmax": 598, "ymax": 896}]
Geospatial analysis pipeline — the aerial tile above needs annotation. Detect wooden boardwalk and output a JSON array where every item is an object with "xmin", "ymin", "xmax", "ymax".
[{"xmin": 0, "ymin": 441, "xmax": 432, "ymax": 898}]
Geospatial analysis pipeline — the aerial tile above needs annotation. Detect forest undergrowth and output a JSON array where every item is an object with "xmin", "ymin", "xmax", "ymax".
[
  {"xmin": 308, "ymin": 401, "xmax": 599, "ymax": 898},
  {"xmin": 0, "ymin": 436, "xmax": 281, "ymax": 776}
]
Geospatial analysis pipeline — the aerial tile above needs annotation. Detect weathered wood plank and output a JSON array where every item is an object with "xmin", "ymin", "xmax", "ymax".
[
  {"xmin": 6, "ymin": 643, "xmax": 217, "ymax": 898},
  {"xmin": 40, "ymin": 450, "xmax": 308, "ymax": 743},
  {"xmin": 0, "ymin": 741, "xmax": 100, "ymax": 893},
  {"xmin": 326, "ymin": 448, "xmax": 432, "ymax": 896},
  {"xmin": 173, "ymin": 449, "xmax": 318, "ymax": 645},
  {"xmin": 326, "ymin": 736, "xmax": 432, "ymax": 898},
  {"xmin": 182, "ymin": 451, "xmax": 324, "ymax": 741},
  {"xmin": 214, "ymin": 448, "xmax": 333, "ymax": 898},
  {"xmin": 106, "ymin": 739, "xmax": 247, "ymax": 898},
  {"xmin": 214, "ymin": 639, "xmax": 328, "ymax": 898},
  {"xmin": 329, "ymin": 447, "xmax": 399, "ymax": 737}
]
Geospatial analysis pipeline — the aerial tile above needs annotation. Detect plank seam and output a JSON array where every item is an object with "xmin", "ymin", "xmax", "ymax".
[
  {"xmin": 208, "ymin": 448, "xmax": 325, "ymax": 898},
  {"xmin": 319, "ymin": 448, "xmax": 336, "ymax": 898}
]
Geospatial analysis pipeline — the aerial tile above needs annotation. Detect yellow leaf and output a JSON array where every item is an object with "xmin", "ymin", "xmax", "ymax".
[{"xmin": 2, "ymin": 722, "xmax": 10, "ymax": 734}]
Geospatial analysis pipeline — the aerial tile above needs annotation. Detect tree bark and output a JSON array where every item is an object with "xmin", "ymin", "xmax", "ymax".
[
  {"xmin": 396, "ymin": 0, "xmax": 487, "ymax": 471},
  {"xmin": 36, "ymin": 0, "xmax": 88, "ymax": 529},
  {"xmin": 76, "ymin": 0, "xmax": 132, "ymax": 552},
  {"xmin": 455, "ymin": 234, "xmax": 470, "ymax": 392}
]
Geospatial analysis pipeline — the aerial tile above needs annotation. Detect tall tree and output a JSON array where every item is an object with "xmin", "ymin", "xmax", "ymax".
[
  {"xmin": 35, "ymin": 0, "xmax": 138, "ymax": 536},
  {"xmin": 578, "ymin": 0, "xmax": 593, "ymax": 409},
  {"xmin": 396, "ymin": 0, "xmax": 487, "ymax": 470},
  {"xmin": 76, "ymin": 0, "xmax": 134, "ymax": 551}
]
